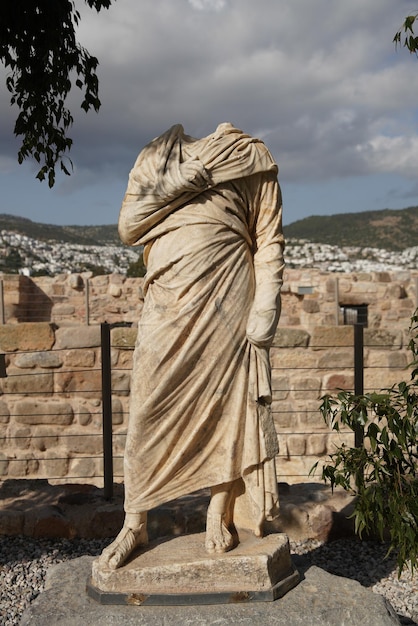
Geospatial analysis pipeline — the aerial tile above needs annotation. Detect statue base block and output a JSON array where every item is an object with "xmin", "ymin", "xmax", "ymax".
[{"xmin": 88, "ymin": 532, "xmax": 299, "ymax": 605}]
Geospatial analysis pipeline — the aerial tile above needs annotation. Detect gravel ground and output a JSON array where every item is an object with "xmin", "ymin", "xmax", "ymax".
[{"xmin": 0, "ymin": 535, "xmax": 417, "ymax": 626}]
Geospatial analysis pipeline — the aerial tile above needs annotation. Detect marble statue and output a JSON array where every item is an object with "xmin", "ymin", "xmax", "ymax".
[{"xmin": 99, "ymin": 122, "xmax": 285, "ymax": 570}]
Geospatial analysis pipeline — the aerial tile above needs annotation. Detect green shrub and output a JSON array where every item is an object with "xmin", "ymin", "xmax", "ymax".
[
  {"xmin": 313, "ymin": 310, "xmax": 418, "ymax": 574},
  {"xmin": 126, "ymin": 252, "xmax": 146, "ymax": 278}
]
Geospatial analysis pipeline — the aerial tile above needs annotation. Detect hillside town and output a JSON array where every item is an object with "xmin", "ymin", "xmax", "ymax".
[
  {"xmin": 0, "ymin": 229, "xmax": 417, "ymax": 275},
  {"xmin": 0, "ymin": 230, "xmax": 139, "ymax": 275}
]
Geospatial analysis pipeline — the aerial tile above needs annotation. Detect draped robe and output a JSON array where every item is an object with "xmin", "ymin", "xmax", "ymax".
[{"xmin": 118, "ymin": 123, "xmax": 285, "ymax": 532}]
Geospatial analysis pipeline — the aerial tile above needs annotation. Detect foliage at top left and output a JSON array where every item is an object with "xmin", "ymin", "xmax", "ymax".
[{"xmin": 0, "ymin": 0, "xmax": 114, "ymax": 187}]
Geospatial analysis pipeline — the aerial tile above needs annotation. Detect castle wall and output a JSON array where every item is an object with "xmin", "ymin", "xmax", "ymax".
[{"xmin": 0, "ymin": 268, "xmax": 416, "ymax": 485}]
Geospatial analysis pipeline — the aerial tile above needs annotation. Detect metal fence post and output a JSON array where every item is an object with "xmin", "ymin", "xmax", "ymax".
[
  {"xmin": 101, "ymin": 322, "xmax": 114, "ymax": 500},
  {"xmin": 415, "ymin": 276, "xmax": 418, "ymax": 310},
  {"xmin": 85, "ymin": 279, "xmax": 90, "ymax": 326},
  {"xmin": 334, "ymin": 277, "xmax": 340, "ymax": 326},
  {"xmin": 0, "ymin": 279, "xmax": 4, "ymax": 325},
  {"xmin": 354, "ymin": 323, "xmax": 364, "ymax": 448}
]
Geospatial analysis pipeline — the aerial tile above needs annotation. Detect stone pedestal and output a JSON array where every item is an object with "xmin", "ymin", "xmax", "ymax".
[{"xmin": 88, "ymin": 532, "xmax": 299, "ymax": 605}]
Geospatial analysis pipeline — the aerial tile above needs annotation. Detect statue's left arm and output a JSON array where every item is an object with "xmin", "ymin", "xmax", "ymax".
[{"xmin": 246, "ymin": 171, "xmax": 285, "ymax": 349}]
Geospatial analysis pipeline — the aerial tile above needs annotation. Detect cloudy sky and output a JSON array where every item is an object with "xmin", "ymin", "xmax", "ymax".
[{"xmin": 0, "ymin": 0, "xmax": 417, "ymax": 227}]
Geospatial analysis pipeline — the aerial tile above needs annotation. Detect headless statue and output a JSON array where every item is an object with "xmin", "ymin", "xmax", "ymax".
[{"xmin": 99, "ymin": 123, "xmax": 285, "ymax": 569}]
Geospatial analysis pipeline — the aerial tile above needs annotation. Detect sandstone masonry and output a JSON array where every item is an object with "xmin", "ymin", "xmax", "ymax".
[{"xmin": 0, "ymin": 268, "xmax": 416, "ymax": 486}]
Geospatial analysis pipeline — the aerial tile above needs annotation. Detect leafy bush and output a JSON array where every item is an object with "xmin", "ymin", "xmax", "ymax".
[
  {"xmin": 127, "ymin": 253, "xmax": 146, "ymax": 278},
  {"xmin": 313, "ymin": 310, "xmax": 418, "ymax": 574}
]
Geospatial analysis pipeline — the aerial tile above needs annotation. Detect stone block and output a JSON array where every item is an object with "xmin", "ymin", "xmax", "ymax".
[
  {"xmin": 60, "ymin": 433, "xmax": 100, "ymax": 455},
  {"xmin": 29, "ymin": 506, "xmax": 75, "ymax": 539},
  {"xmin": 3, "ymin": 369, "xmax": 54, "ymax": 394},
  {"xmin": 69, "ymin": 274, "xmax": 84, "ymax": 290},
  {"xmin": 286, "ymin": 434, "xmax": 306, "ymax": 456},
  {"xmin": 384, "ymin": 283, "xmax": 403, "ymax": 298},
  {"xmin": 15, "ymin": 400, "xmax": 74, "ymax": 425},
  {"xmin": 11, "ymin": 427, "xmax": 32, "ymax": 450},
  {"xmin": 364, "ymin": 329, "xmax": 402, "ymax": 349},
  {"xmin": 0, "ymin": 452, "xmax": 8, "ymax": 475},
  {"xmin": 53, "ymin": 304, "xmax": 76, "ymax": 316},
  {"xmin": 8, "ymin": 455, "xmax": 39, "ymax": 478},
  {"xmin": 368, "ymin": 312, "xmax": 382, "ymax": 329},
  {"xmin": 272, "ymin": 400, "xmax": 297, "ymax": 430},
  {"xmin": 374, "ymin": 271, "xmax": 391, "ymax": 282},
  {"xmin": 387, "ymin": 352, "xmax": 408, "ymax": 368},
  {"xmin": 77, "ymin": 404, "xmax": 92, "ymax": 426},
  {"xmin": 0, "ymin": 323, "xmax": 55, "ymax": 352},
  {"xmin": 317, "ymin": 349, "xmax": 353, "ymax": 369},
  {"xmin": 40, "ymin": 455, "xmax": 69, "ymax": 479},
  {"xmin": 277, "ymin": 503, "xmax": 309, "ymax": 539},
  {"xmin": 355, "ymin": 272, "xmax": 372, "ymax": 282},
  {"xmin": 364, "ymin": 369, "xmax": 407, "ymax": 393},
  {"xmin": 109, "ymin": 284, "xmax": 122, "ymax": 297},
  {"xmin": 0, "ymin": 425, "xmax": 7, "ymax": 446},
  {"xmin": 91, "ymin": 532, "xmax": 297, "ymax": 596},
  {"xmin": 310, "ymin": 325, "xmax": 353, "ymax": 349},
  {"xmin": 291, "ymin": 376, "xmax": 321, "ymax": 400},
  {"xmin": 270, "ymin": 349, "xmax": 319, "ymax": 369},
  {"xmin": 91, "ymin": 275, "xmax": 109, "ymax": 288},
  {"xmin": 55, "ymin": 369, "xmax": 102, "ymax": 398},
  {"xmin": 271, "ymin": 376, "xmax": 290, "ymax": 400},
  {"xmin": 0, "ymin": 509, "xmax": 25, "ymax": 535},
  {"xmin": 322, "ymin": 372, "xmax": 354, "ymax": 394},
  {"xmin": 14, "ymin": 351, "xmax": 62, "ymax": 369},
  {"xmin": 116, "ymin": 349, "xmax": 134, "ymax": 368},
  {"xmin": 111, "ymin": 327, "xmax": 138, "ymax": 349},
  {"xmin": 90, "ymin": 507, "xmax": 125, "ymax": 539},
  {"xmin": 273, "ymin": 328, "xmax": 309, "ymax": 348},
  {"xmin": 111, "ymin": 371, "xmax": 131, "ymax": 395},
  {"xmin": 63, "ymin": 349, "xmax": 96, "ymax": 368},
  {"xmin": 302, "ymin": 298, "xmax": 320, "ymax": 313},
  {"xmin": 0, "ymin": 400, "xmax": 10, "ymax": 423},
  {"xmin": 54, "ymin": 325, "xmax": 101, "ymax": 350},
  {"xmin": 366, "ymin": 350, "xmax": 408, "ymax": 369},
  {"xmin": 284, "ymin": 315, "xmax": 301, "ymax": 326},
  {"xmin": 306, "ymin": 503, "xmax": 335, "ymax": 541},
  {"xmin": 68, "ymin": 456, "xmax": 98, "ymax": 479},
  {"xmin": 297, "ymin": 403, "xmax": 327, "ymax": 428},
  {"xmin": 325, "ymin": 277, "xmax": 339, "ymax": 293},
  {"xmin": 111, "ymin": 396, "xmax": 125, "ymax": 425},
  {"xmin": 32, "ymin": 428, "xmax": 59, "ymax": 452},
  {"xmin": 306, "ymin": 434, "xmax": 327, "ymax": 456},
  {"xmin": 52, "ymin": 284, "xmax": 65, "ymax": 296},
  {"xmin": 103, "ymin": 304, "xmax": 121, "ymax": 315},
  {"xmin": 110, "ymin": 348, "xmax": 119, "ymax": 366}
]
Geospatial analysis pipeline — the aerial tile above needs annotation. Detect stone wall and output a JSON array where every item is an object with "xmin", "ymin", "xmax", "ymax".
[
  {"xmin": 280, "ymin": 268, "xmax": 418, "ymax": 331},
  {"xmin": 272, "ymin": 324, "xmax": 411, "ymax": 480},
  {"xmin": 1, "ymin": 268, "xmax": 417, "ymax": 329},
  {"xmin": 0, "ymin": 325, "xmax": 414, "ymax": 485},
  {"xmin": 0, "ymin": 273, "xmax": 144, "ymax": 325},
  {"xmin": 0, "ymin": 268, "xmax": 416, "ymax": 486}
]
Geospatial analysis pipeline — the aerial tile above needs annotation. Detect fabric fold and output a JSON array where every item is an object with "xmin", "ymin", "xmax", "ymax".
[{"xmin": 120, "ymin": 123, "xmax": 284, "ymax": 534}]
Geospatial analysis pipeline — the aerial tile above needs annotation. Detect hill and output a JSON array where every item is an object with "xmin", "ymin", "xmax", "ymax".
[
  {"xmin": 283, "ymin": 206, "xmax": 418, "ymax": 251},
  {"xmin": 0, "ymin": 214, "xmax": 120, "ymax": 246},
  {"xmin": 1, "ymin": 205, "xmax": 418, "ymax": 252}
]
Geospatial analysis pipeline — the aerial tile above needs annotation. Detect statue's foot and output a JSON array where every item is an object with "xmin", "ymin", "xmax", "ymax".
[
  {"xmin": 205, "ymin": 510, "xmax": 234, "ymax": 554},
  {"xmin": 98, "ymin": 522, "xmax": 148, "ymax": 570}
]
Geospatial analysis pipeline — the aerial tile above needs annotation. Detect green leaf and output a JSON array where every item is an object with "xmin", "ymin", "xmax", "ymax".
[{"xmin": 0, "ymin": 0, "xmax": 114, "ymax": 186}]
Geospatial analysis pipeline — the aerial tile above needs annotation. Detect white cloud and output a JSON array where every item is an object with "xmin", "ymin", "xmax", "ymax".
[
  {"xmin": 188, "ymin": 0, "xmax": 227, "ymax": 11},
  {"xmin": 356, "ymin": 135, "xmax": 418, "ymax": 178},
  {"xmin": 1, "ymin": 0, "xmax": 418, "ymax": 213}
]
